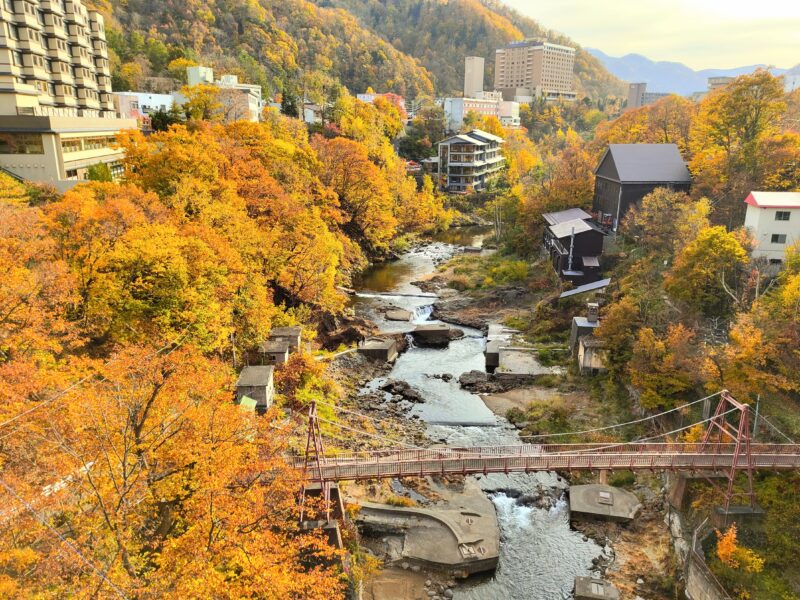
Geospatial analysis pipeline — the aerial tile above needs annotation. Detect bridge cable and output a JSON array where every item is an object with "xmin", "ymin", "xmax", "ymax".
[
  {"xmin": 546, "ymin": 406, "xmax": 742, "ymax": 456},
  {"xmin": 314, "ymin": 416, "xmax": 426, "ymax": 450},
  {"xmin": 313, "ymin": 399, "xmax": 424, "ymax": 447},
  {"xmin": 757, "ymin": 414, "xmax": 796, "ymax": 443},
  {"xmin": 518, "ymin": 390, "xmax": 723, "ymax": 440}
]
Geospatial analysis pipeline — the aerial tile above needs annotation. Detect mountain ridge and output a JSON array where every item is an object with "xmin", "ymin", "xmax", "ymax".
[{"xmin": 588, "ymin": 48, "xmax": 792, "ymax": 95}]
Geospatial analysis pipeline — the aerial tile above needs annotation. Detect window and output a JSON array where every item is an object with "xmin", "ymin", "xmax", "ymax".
[
  {"xmin": 771, "ymin": 234, "xmax": 787, "ymax": 244},
  {"xmin": 0, "ymin": 133, "xmax": 44, "ymax": 154},
  {"xmin": 3, "ymin": 0, "xmax": 13, "ymax": 12},
  {"xmin": 61, "ymin": 138, "xmax": 82, "ymax": 153},
  {"xmin": 776, "ymin": 211, "xmax": 791, "ymax": 221},
  {"xmin": 769, "ymin": 259, "xmax": 784, "ymax": 265}
]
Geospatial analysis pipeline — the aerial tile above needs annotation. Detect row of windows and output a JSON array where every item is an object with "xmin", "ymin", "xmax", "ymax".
[
  {"xmin": 61, "ymin": 135, "xmax": 117, "ymax": 153},
  {"xmin": 0, "ymin": 132, "xmax": 44, "ymax": 154}
]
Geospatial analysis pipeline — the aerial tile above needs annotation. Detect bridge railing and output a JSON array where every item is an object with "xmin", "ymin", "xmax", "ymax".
[{"xmin": 292, "ymin": 443, "xmax": 800, "ymax": 466}]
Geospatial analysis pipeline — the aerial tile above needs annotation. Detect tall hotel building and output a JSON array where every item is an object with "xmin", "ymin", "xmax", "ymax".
[
  {"xmin": 0, "ymin": 0, "xmax": 135, "ymax": 188},
  {"xmin": 494, "ymin": 40, "xmax": 577, "ymax": 102}
]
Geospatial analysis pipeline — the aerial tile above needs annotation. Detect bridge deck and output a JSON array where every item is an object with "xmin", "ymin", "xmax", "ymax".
[{"xmin": 296, "ymin": 443, "xmax": 800, "ymax": 482}]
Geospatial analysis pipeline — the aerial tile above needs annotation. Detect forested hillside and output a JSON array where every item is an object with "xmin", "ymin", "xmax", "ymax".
[
  {"xmin": 88, "ymin": 0, "xmax": 623, "ymax": 100},
  {"xmin": 88, "ymin": 0, "xmax": 435, "ymax": 98},
  {"xmin": 312, "ymin": 0, "xmax": 626, "ymax": 98}
]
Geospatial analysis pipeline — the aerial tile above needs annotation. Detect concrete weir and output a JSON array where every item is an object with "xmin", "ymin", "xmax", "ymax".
[
  {"xmin": 411, "ymin": 324, "xmax": 453, "ymax": 348},
  {"xmin": 354, "ymin": 482, "xmax": 500, "ymax": 577},
  {"xmin": 358, "ymin": 337, "xmax": 399, "ymax": 362},
  {"xmin": 569, "ymin": 484, "xmax": 641, "ymax": 523}
]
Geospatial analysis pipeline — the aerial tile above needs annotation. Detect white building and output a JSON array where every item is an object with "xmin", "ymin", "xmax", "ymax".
[
  {"xmin": 464, "ymin": 56, "xmax": 485, "ymax": 99},
  {"xmin": 743, "ymin": 191, "xmax": 800, "ymax": 265},
  {"xmin": 0, "ymin": 0, "xmax": 136, "ymax": 188},
  {"xmin": 442, "ymin": 96, "xmax": 519, "ymax": 132},
  {"xmin": 178, "ymin": 66, "xmax": 263, "ymax": 122},
  {"xmin": 112, "ymin": 92, "xmax": 174, "ymax": 120}
]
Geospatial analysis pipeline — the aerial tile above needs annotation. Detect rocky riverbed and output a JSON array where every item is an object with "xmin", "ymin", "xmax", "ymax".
[{"xmin": 327, "ymin": 232, "xmax": 675, "ymax": 600}]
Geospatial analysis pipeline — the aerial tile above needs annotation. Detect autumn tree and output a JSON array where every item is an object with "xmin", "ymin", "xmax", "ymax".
[
  {"xmin": 664, "ymin": 225, "xmax": 749, "ymax": 316},
  {"xmin": 0, "ymin": 345, "xmax": 344, "ymax": 598},
  {"xmin": 312, "ymin": 135, "xmax": 397, "ymax": 255},
  {"xmin": 689, "ymin": 71, "xmax": 787, "ymax": 225},
  {"xmin": 180, "ymin": 83, "xmax": 224, "ymax": 122},
  {"xmin": 630, "ymin": 324, "xmax": 701, "ymax": 409},
  {"xmin": 595, "ymin": 295, "xmax": 641, "ymax": 380},
  {"xmin": 621, "ymin": 188, "xmax": 710, "ymax": 256}
]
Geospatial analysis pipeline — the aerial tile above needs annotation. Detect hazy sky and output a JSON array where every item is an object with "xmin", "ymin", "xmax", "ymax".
[{"xmin": 504, "ymin": 0, "xmax": 800, "ymax": 70}]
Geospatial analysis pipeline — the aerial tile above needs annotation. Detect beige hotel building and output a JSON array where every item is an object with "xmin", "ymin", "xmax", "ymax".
[
  {"xmin": 494, "ymin": 39, "xmax": 577, "ymax": 102},
  {"xmin": 0, "ymin": 0, "xmax": 135, "ymax": 189}
]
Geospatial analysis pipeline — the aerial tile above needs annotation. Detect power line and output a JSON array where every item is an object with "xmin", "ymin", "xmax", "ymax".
[
  {"xmin": 0, "ymin": 333, "xmax": 189, "ymax": 435},
  {"xmin": 0, "ymin": 477, "xmax": 128, "ymax": 599}
]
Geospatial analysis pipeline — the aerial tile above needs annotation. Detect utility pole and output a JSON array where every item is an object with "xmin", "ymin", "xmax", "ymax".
[{"xmin": 230, "ymin": 331, "xmax": 237, "ymax": 370}]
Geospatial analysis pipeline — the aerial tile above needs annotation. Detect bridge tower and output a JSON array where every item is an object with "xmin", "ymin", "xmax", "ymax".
[
  {"xmin": 699, "ymin": 390, "xmax": 756, "ymax": 514},
  {"xmin": 301, "ymin": 401, "xmax": 331, "ymax": 520}
]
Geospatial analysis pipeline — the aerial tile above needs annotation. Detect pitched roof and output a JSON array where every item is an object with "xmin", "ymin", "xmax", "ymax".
[
  {"xmin": 744, "ymin": 191, "xmax": 800, "ymax": 208},
  {"xmin": 595, "ymin": 144, "xmax": 691, "ymax": 184},
  {"xmin": 549, "ymin": 218, "xmax": 595, "ymax": 238},
  {"xmin": 440, "ymin": 133, "xmax": 486, "ymax": 146},
  {"xmin": 542, "ymin": 207, "xmax": 593, "ymax": 226},
  {"xmin": 468, "ymin": 128, "xmax": 504, "ymax": 144},
  {"xmin": 236, "ymin": 366, "xmax": 274, "ymax": 387}
]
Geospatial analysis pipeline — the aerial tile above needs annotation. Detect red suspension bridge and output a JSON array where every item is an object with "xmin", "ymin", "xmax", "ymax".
[{"xmin": 298, "ymin": 391, "xmax": 800, "ymax": 517}]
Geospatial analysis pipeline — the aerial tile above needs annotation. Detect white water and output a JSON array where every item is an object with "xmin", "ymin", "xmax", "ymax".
[{"xmin": 352, "ymin": 230, "xmax": 604, "ymax": 599}]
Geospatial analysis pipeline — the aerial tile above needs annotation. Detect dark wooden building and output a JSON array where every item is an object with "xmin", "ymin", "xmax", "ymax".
[
  {"xmin": 543, "ymin": 212, "xmax": 605, "ymax": 285},
  {"xmin": 592, "ymin": 144, "xmax": 691, "ymax": 231}
]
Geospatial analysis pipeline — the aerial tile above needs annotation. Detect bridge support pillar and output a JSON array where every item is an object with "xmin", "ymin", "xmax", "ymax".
[
  {"xmin": 668, "ymin": 474, "xmax": 689, "ymax": 511},
  {"xmin": 598, "ymin": 469, "xmax": 609, "ymax": 485},
  {"xmin": 710, "ymin": 505, "xmax": 765, "ymax": 530}
]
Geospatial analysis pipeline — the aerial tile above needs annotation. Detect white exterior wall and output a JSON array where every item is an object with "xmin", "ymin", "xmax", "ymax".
[
  {"xmin": 745, "ymin": 205, "xmax": 800, "ymax": 262},
  {"xmin": 187, "ymin": 66, "xmax": 214, "ymax": 86},
  {"xmin": 464, "ymin": 56, "xmax": 485, "ymax": 99}
]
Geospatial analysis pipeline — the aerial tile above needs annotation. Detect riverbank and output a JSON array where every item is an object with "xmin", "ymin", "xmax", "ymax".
[{"xmin": 323, "ymin": 235, "xmax": 678, "ymax": 599}]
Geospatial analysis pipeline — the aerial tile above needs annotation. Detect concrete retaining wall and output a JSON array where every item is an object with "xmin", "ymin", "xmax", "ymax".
[{"xmin": 686, "ymin": 555, "xmax": 731, "ymax": 600}]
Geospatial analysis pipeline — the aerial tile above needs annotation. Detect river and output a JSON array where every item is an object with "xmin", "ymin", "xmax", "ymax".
[{"xmin": 350, "ymin": 228, "xmax": 604, "ymax": 599}]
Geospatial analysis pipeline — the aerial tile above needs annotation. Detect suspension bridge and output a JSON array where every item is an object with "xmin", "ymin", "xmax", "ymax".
[{"xmin": 298, "ymin": 391, "xmax": 800, "ymax": 517}]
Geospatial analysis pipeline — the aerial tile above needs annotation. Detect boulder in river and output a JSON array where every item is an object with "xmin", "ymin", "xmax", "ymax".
[{"xmin": 380, "ymin": 379, "xmax": 424, "ymax": 403}]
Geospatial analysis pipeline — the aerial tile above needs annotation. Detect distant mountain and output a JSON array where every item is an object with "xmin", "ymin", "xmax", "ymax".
[{"xmin": 587, "ymin": 48, "xmax": 789, "ymax": 96}]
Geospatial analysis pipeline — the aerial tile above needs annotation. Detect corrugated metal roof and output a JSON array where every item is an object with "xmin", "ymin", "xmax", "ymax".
[
  {"xmin": 745, "ymin": 191, "xmax": 800, "ymax": 208},
  {"xmin": 595, "ymin": 144, "xmax": 691, "ymax": 183},
  {"xmin": 549, "ymin": 218, "xmax": 594, "ymax": 238},
  {"xmin": 559, "ymin": 278, "xmax": 612, "ymax": 299},
  {"xmin": 542, "ymin": 207, "xmax": 593, "ymax": 226},
  {"xmin": 236, "ymin": 366, "xmax": 274, "ymax": 387}
]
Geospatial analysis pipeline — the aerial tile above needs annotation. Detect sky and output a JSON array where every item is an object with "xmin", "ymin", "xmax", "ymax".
[{"xmin": 503, "ymin": 0, "xmax": 800, "ymax": 70}]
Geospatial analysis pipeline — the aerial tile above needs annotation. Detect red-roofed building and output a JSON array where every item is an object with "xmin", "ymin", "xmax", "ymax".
[{"xmin": 743, "ymin": 191, "xmax": 800, "ymax": 265}]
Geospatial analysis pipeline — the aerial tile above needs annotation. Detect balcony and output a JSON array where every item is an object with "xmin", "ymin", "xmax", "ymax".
[
  {"xmin": 40, "ymin": 0, "xmax": 66, "ymax": 15},
  {"xmin": 91, "ymin": 39, "xmax": 107, "ymax": 57},
  {"xmin": 74, "ymin": 76, "xmax": 97, "ymax": 91}
]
